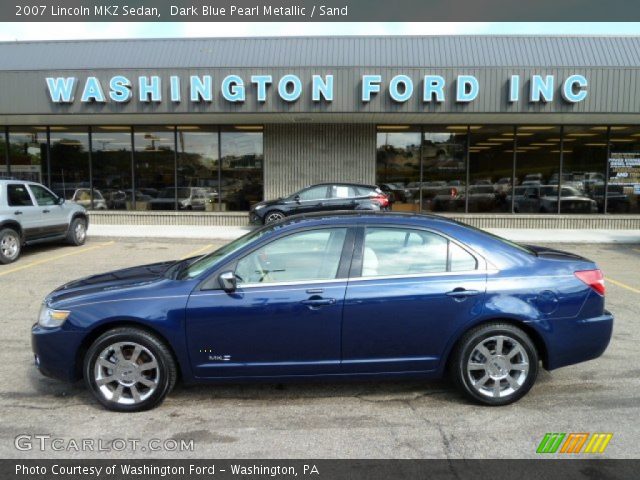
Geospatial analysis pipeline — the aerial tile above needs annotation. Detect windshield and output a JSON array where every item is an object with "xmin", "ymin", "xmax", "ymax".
[{"xmin": 178, "ymin": 226, "xmax": 273, "ymax": 279}]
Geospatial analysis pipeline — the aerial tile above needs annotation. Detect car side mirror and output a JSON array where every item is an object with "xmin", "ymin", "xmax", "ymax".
[
  {"xmin": 294, "ymin": 194, "xmax": 301, "ymax": 203},
  {"xmin": 57, "ymin": 196, "xmax": 65, "ymax": 205},
  {"xmin": 219, "ymin": 271, "xmax": 237, "ymax": 292}
]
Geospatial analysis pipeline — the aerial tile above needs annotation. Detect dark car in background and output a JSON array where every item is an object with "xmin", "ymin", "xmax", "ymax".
[
  {"xmin": 510, "ymin": 186, "xmax": 598, "ymax": 213},
  {"xmin": 379, "ymin": 183, "xmax": 413, "ymax": 204},
  {"xmin": 250, "ymin": 183, "xmax": 390, "ymax": 224}
]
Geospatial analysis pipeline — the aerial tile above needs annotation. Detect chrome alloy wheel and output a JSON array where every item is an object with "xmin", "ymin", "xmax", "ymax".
[
  {"xmin": 74, "ymin": 221, "xmax": 86, "ymax": 243},
  {"xmin": 265, "ymin": 211, "xmax": 285, "ymax": 223},
  {"xmin": 94, "ymin": 342, "xmax": 160, "ymax": 405},
  {"xmin": 0, "ymin": 232, "xmax": 19, "ymax": 260},
  {"xmin": 466, "ymin": 335, "xmax": 529, "ymax": 399}
]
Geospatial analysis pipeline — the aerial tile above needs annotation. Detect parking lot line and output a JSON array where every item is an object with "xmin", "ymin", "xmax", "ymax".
[
  {"xmin": 180, "ymin": 244, "xmax": 214, "ymax": 260},
  {"xmin": 0, "ymin": 241, "xmax": 115, "ymax": 277},
  {"xmin": 606, "ymin": 277, "xmax": 640, "ymax": 294}
]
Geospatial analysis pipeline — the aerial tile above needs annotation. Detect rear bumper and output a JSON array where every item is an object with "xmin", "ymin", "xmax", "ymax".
[{"xmin": 545, "ymin": 311, "xmax": 614, "ymax": 370}]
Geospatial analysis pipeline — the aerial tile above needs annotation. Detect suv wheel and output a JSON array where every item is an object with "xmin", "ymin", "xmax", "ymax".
[
  {"xmin": 450, "ymin": 323, "xmax": 538, "ymax": 406},
  {"xmin": 67, "ymin": 217, "xmax": 87, "ymax": 246},
  {"xmin": 0, "ymin": 228, "xmax": 21, "ymax": 264},
  {"xmin": 84, "ymin": 327, "xmax": 177, "ymax": 412}
]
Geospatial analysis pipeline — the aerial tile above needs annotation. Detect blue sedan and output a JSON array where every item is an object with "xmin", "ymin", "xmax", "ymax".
[{"xmin": 32, "ymin": 213, "xmax": 613, "ymax": 411}]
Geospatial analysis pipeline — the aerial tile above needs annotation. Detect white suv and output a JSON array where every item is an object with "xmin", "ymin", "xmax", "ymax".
[{"xmin": 0, "ymin": 180, "xmax": 88, "ymax": 264}]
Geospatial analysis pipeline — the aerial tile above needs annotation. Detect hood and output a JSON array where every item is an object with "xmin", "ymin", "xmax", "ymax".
[
  {"xmin": 46, "ymin": 260, "xmax": 177, "ymax": 307},
  {"xmin": 252, "ymin": 197, "xmax": 285, "ymax": 210}
]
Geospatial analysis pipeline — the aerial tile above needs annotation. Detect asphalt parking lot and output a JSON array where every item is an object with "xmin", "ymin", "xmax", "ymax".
[{"xmin": 1, "ymin": 237, "xmax": 638, "ymax": 459}]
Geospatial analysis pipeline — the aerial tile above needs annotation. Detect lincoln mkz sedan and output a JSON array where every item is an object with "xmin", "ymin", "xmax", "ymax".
[{"xmin": 32, "ymin": 213, "xmax": 613, "ymax": 411}]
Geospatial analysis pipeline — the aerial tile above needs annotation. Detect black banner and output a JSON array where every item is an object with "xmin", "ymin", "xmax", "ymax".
[
  {"xmin": 4, "ymin": 459, "xmax": 640, "ymax": 480},
  {"xmin": 2, "ymin": 0, "xmax": 640, "ymax": 22}
]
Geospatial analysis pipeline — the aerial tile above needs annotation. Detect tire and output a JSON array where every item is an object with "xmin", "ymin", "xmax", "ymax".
[
  {"xmin": 264, "ymin": 210, "xmax": 286, "ymax": 224},
  {"xmin": 66, "ymin": 217, "xmax": 87, "ymax": 246},
  {"xmin": 450, "ymin": 323, "xmax": 538, "ymax": 406},
  {"xmin": 83, "ymin": 327, "xmax": 177, "ymax": 412},
  {"xmin": 0, "ymin": 228, "xmax": 21, "ymax": 264}
]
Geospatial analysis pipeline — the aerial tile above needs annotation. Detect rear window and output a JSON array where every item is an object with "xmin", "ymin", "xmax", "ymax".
[{"xmin": 7, "ymin": 184, "xmax": 33, "ymax": 207}]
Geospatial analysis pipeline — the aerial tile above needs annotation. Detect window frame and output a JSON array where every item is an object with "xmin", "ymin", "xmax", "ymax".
[
  {"xmin": 349, "ymin": 225, "xmax": 483, "ymax": 280},
  {"xmin": 199, "ymin": 225, "xmax": 357, "ymax": 290}
]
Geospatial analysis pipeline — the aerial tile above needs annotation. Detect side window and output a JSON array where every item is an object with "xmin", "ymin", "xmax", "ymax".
[
  {"xmin": 449, "ymin": 242, "xmax": 478, "ymax": 271},
  {"xmin": 297, "ymin": 186, "xmax": 328, "ymax": 201},
  {"xmin": 361, "ymin": 227, "xmax": 477, "ymax": 277},
  {"xmin": 330, "ymin": 185, "xmax": 356, "ymax": 199},
  {"xmin": 235, "ymin": 228, "xmax": 347, "ymax": 284},
  {"xmin": 7, "ymin": 184, "xmax": 34, "ymax": 207},
  {"xmin": 29, "ymin": 185, "xmax": 58, "ymax": 206}
]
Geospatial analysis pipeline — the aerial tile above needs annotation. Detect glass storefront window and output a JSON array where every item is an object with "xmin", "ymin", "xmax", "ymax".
[
  {"xmin": 49, "ymin": 127, "xmax": 91, "ymax": 207},
  {"xmin": 220, "ymin": 127, "xmax": 264, "ymax": 212},
  {"xmin": 514, "ymin": 126, "xmax": 562, "ymax": 214},
  {"xmin": 176, "ymin": 126, "xmax": 219, "ymax": 212},
  {"xmin": 8, "ymin": 127, "xmax": 46, "ymax": 183},
  {"xmin": 92, "ymin": 127, "xmax": 133, "ymax": 211},
  {"xmin": 134, "ymin": 127, "xmax": 176, "ymax": 211},
  {"xmin": 608, "ymin": 126, "xmax": 640, "ymax": 214},
  {"xmin": 468, "ymin": 125, "xmax": 515, "ymax": 213},
  {"xmin": 422, "ymin": 126, "xmax": 467, "ymax": 213},
  {"xmin": 561, "ymin": 126, "xmax": 607, "ymax": 214},
  {"xmin": 376, "ymin": 128, "xmax": 421, "ymax": 212},
  {"xmin": 0, "ymin": 128, "xmax": 6, "ymax": 178}
]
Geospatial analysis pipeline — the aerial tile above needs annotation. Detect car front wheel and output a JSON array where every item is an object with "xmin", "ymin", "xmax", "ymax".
[
  {"xmin": 83, "ymin": 327, "xmax": 177, "ymax": 412},
  {"xmin": 0, "ymin": 228, "xmax": 21, "ymax": 264},
  {"xmin": 264, "ymin": 210, "xmax": 285, "ymax": 224},
  {"xmin": 451, "ymin": 323, "xmax": 538, "ymax": 406}
]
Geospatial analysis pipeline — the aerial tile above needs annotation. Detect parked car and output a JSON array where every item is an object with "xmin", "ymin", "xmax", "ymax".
[
  {"xmin": 432, "ymin": 186, "xmax": 498, "ymax": 212},
  {"xmin": 32, "ymin": 212, "xmax": 613, "ymax": 411},
  {"xmin": 149, "ymin": 187, "xmax": 213, "ymax": 211},
  {"xmin": 510, "ymin": 186, "xmax": 598, "ymax": 213},
  {"xmin": 70, "ymin": 188, "xmax": 107, "ymax": 210},
  {"xmin": 249, "ymin": 183, "xmax": 389, "ymax": 224},
  {"xmin": 0, "ymin": 180, "xmax": 88, "ymax": 264},
  {"xmin": 104, "ymin": 189, "xmax": 153, "ymax": 210},
  {"xmin": 592, "ymin": 184, "xmax": 631, "ymax": 213}
]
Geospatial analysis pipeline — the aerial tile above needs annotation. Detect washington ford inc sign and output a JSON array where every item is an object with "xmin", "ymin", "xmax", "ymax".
[{"xmin": 45, "ymin": 73, "xmax": 589, "ymax": 105}]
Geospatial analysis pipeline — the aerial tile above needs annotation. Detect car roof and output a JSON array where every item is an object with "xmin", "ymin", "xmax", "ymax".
[{"xmin": 302, "ymin": 182, "xmax": 378, "ymax": 189}]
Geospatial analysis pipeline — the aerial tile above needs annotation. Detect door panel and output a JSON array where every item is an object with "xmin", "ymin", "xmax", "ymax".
[
  {"xmin": 28, "ymin": 184, "xmax": 67, "ymax": 236},
  {"xmin": 6, "ymin": 184, "xmax": 40, "ymax": 240},
  {"xmin": 342, "ymin": 273, "xmax": 486, "ymax": 373}
]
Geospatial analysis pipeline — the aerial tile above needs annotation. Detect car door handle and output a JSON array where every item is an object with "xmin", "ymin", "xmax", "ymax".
[
  {"xmin": 301, "ymin": 297, "xmax": 336, "ymax": 308},
  {"xmin": 14, "ymin": 211, "xmax": 22, "ymax": 215},
  {"xmin": 446, "ymin": 288, "xmax": 480, "ymax": 299},
  {"xmin": 42, "ymin": 209, "xmax": 50, "ymax": 213}
]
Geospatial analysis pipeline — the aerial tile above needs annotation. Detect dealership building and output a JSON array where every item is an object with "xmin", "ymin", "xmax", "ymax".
[{"xmin": 1, "ymin": 35, "xmax": 639, "ymax": 228}]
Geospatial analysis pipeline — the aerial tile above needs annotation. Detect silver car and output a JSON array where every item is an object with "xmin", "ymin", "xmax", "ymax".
[{"xmin": 0, "ymin": 180, "xmax": 88, "ymax": 264}]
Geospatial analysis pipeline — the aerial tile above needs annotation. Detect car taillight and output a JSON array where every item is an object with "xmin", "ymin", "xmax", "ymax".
[
  {"xmin": 575, "ymin": 269, "xmax": 605, "ymax": 296},
  {"xmin": 372, "ymin": 194, "xmax": 389, "ymax": 208}
]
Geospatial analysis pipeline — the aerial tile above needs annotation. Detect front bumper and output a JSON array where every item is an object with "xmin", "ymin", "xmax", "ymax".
[
  {"xmin": 249, "ymin": 211, "xmax": 264, "ymax": 224},
  {"xmin": 31, "ymin": 324, "xmax": 85, "ymax": 383},
  {"xmin": 544, "ymin": 311, "xmax": 614, "ymax": 370}
]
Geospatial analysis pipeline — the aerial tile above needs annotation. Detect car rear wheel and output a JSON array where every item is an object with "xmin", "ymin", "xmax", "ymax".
[
  {"xmin": 264, "ymin": 210, "xmax": 285, "ymax": 224},
  {"xmin": 450, "ymin": 323, "xmax": 538, "ymax": 406},
  {"xmin": 83, "ymin": 327, "xmax": 177, "ymax": 412},
  {"xmin": 0, "ymin": 228, "xmax": 21, "ymax": 264},
  {"xmin": 66, "ymin": 217, "xmax": 87, "ymax": 246}
]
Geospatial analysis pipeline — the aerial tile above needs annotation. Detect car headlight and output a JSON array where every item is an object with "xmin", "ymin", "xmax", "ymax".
[
  {"xmin": 253, "ymin": 204, "xmax": 265, "ymax": 210},
  {"xmin": 38, "ymin": 305, "xmax": 70, "ymax": 328}
]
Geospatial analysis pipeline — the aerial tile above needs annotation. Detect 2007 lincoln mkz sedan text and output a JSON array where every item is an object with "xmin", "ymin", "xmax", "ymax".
[{"xmin": 31, "ymin": 212, "xmax": 613, "ymax": 411}]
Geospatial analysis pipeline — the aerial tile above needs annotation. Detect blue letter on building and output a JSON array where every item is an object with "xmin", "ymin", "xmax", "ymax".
[
  {"xmin": 456, "ymin": 75, "xmax": 479, "ymax": 102},
  {"xmin": 278, "ymin": 75, "xmax": 302, "ymax": 102},
  {"xmin": 139, "ymin": 76, "xmax": 161, "ymax": 102},
  {"xmin": 46, "ymin": 77, "xmax": 77, "ymax": 103},
  {"xmin": 251, "ymin": 75, "xmax": 272, "ymax": 102},
  {"xmin": 170, "ymin": 76, "xmax": 181, "ymax": 102},
  {"xmin": 389, "ymin": 75, "xmax": 413, "ymax": 103},
  {"xmin": 81, "ymin": 77, "xmax": 106, "ymax": 103},
  {"xmin": 509, "ymin": 75, "xmax": 520, "ymax": 103},
  {"xmin": 312, "ymin": 75, "xmax": 334, "ymax": 102},
  {"xmin": 562, "ymin": 74, "xmax": 588, "ymax": 103},
  {"xmin": 423, "ymin": 75, "xmax": 445, "ymax": 103},
  {"xmin": 362, "ymin": 75, "xmax": 382, "ymax": 102},
  {"xmin": 109, "ymin": 76, "xmax": 132, "ymax": 103},
  {"xmin": 222, "ymin": 75, "xmax": 246, "ymax": 102},
  {"xmin": 190, "ymin": 75, "xmax": 213, "ymax": 102},
  {"xmin": 530, "ymin": 75, "xmax": 554, "ymax": 102}
]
